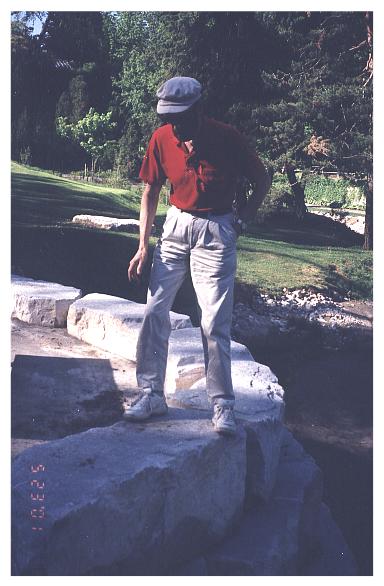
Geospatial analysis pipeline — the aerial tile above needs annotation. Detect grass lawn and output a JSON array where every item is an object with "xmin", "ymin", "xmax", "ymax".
[{"xmin": 11, "ymin": 162, "xmax": 372, "ymax": 303}]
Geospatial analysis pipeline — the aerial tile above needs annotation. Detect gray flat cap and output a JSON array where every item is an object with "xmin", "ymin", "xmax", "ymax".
[{"xmin": 156, "ymin": 76, "xmax": 202, "ymax": 114}]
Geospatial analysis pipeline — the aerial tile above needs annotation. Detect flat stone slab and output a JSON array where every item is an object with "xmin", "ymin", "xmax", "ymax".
[
  {"xmin": 172, "ymin": 359, "xmax": 283, "ymax": 417},
  {"xmin": 10, "ymin": 319, "xmax": 134, "ymax": 456},
  {"xmin": 11, "ymin": 411, "xmax": 247, "ymax": 576},
  {"xmin": 165, "ymin": 328, "xmax": 256, "ymax": 393},
  {"xmin": 71, "ymin": 214, "xmax": 155, "ymax": 234},
  {"xmin": 174, "ymin": 428, "xmax": 356, "ymax": 576},
  {"xmin": 67, "ymin": 293, "xmax": 192, "ymax": 361},
  {"xmin": 168, "ymin": 359, "xmax": 285, "ymax": 501},
  {"xmin": 12, "ymin": 275, "xmax": 82, "ymax": 327}
]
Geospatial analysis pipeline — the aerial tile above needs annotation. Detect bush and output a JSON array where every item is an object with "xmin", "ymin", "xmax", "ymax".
[
  {"xmin": 256, "ymin": 186, "xmax": 296, "ymax": 223},
  {"xmin": 304, "ymin": 175, "xmax": 365, "ymax": 210}
]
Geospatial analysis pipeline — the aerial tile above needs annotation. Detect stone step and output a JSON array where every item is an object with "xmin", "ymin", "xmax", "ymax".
[
  {"xmin": 67, "ymin": 299, "xmax": 261, "ymax": 394},
  {"xmin": 11, "ymin": 410, "xmax": 247, "ymax": 576},
  {"xmin": 67, "ymin": 293, "xmax": 193, "ymax": 361},
  {"xmin": 11, "ymin": 275, "xmax": 82, "ymax": 327},
  {"xmin": 164, "ymin": 327, "xmax": 256, "ymax": 393},
  {"xmin": 174, "ymin": 428, "xmax": 356, "ymax": 576},
  {"xmin": 168, "ymin": 362, "xmax": 285, "ymax": 501},
  {"xmin": 172, "ymin": 492, "xmax": 358, "ymax": 576}
]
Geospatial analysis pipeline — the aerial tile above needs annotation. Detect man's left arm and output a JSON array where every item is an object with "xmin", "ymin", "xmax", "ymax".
[
  {"xmin": 233, "ymin": 131, "xmax": 272, "ymax": 229},
  {"xmin": 238, "ymin": 162, "xmax": 271, "ymax": 223}
]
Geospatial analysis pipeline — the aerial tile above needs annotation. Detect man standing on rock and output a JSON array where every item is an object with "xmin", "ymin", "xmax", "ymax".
[{"xmin": 125, "ymin": 76, "xmax": 271, "ymax": 435}]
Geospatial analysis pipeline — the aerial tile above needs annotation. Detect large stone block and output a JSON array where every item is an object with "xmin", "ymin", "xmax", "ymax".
[
  {"xmin": 164, "ymin": 327, "xmax": 255, "ymax": 394},
  {"xmin": 203, "ymin": 427, "xmax": 325, "ymax": 576},
  {"xmin": 11, "ymin": 354, "xmax": 127, "ymax": 440},
  {"xmin": 11, "ymin": 275, "xmax": 82, "ymax": 327},
  {"xmin": 67, "ymin": 293, "xmax": 192, "ymax": 361},
  {"xmin": 272, "ymin": 428, "xmax": 324, "ymax": 550},
  {"xmin": 167, "ymin": 359, "xmax": 285, "ymax": 501},
  {"xmin": 12, "ymin": 410, "xmax": 246, "ymax": 576}
]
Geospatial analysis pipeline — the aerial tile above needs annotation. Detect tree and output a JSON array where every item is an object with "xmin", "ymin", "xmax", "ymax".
[
  {"xmin": 11, "ymin": 18, "xmax": 68, "ymax": 168},
  {"xmin": 248, "ymin": 12, "xmax": 373, "ymax": 244},
  {"xmin": 56, "ymin": 108, "xmax": 117, "ymax": 176},
  {"xmin": 108, "ymin": 11, "xmax": 284, "ymax": 176}
]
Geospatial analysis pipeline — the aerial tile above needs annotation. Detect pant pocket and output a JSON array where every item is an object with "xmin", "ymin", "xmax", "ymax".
[{"xmin": 162, "ymin": 207, "xmax": 179, "ymax": 240}]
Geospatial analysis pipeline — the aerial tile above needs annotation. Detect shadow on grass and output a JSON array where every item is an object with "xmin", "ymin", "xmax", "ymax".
[
  {"xmin": 11, "ymin": 171, "xmax": 142, "ymax": 225},
  {"xmin": 249, "ymin": 214, "xmax": 363, "ymax": 248}
]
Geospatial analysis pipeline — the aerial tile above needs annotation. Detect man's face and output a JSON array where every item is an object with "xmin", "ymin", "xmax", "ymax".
[{"xmin": 164, "ymin": 105, "xmax": 202, "ymax": 142}]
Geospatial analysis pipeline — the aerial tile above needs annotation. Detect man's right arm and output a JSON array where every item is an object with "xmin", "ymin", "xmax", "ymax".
[{"xmin": 127, "ymin": 182, "xmax": 163, "ymax": 281}]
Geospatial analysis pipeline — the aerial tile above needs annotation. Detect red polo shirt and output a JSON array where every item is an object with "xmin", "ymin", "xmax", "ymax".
[{"xmin": 139, "ymin": 116, "xmax": 266, "ymax": 211}]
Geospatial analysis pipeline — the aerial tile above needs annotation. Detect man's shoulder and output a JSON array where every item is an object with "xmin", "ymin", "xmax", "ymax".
[
  {"xmin": 205, "ymin": 117, "xmax": 244, "ymax": 141},
  {"xmin": 151, "ymin": 123, "xmax": 173, "ymax": 141}
]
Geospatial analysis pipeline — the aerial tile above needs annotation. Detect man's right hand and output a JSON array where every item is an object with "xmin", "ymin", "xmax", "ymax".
[{"xmin": 128, "ymin": 247, "xmax": 148, "ymax": 282}]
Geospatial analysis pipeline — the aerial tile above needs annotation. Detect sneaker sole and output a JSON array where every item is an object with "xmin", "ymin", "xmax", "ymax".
[
  {"xmin": 123, "ymin": 407, "xmax": 168, "ymax": 421},
  {"xmin": 212, "ymin": 422, "xmax": 237, "ymax": 436}
]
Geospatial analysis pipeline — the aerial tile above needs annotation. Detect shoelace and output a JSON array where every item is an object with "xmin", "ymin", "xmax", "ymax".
[
  {"xmin": 215, "ymin": 405, "xmax": 234, "ymax": 420},
  {"xmin": 130, "ymin": 393, "xmax": 150, "ymax": 407}
]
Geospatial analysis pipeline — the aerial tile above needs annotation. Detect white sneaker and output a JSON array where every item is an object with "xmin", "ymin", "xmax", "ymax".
[
  {"xmin": 123, "ymin": 389, "xmax": 168, "ymax": 421},
  {"xmin": 212, "ymin": 401, "xmax": 237, "ymax": 435}
]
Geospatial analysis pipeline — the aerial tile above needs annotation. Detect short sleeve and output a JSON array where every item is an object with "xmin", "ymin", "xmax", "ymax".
[
  {"xmin": 231, "ymin": 128, "xmax": 268, "ymax": 184},
  {"xmin": 139, "ymin": 132, "xmax": 166, "ymax": 185}
]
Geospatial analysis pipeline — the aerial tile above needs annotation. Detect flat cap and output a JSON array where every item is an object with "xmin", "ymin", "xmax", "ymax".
[{"xmin": 156, "ymin": 76, "xmax": 202, "ymax": 114}]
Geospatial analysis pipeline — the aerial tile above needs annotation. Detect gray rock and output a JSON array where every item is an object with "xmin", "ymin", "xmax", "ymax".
[
  {"xmin": 67, "ymin": 293, "xmax": 192, "ymax": 361},
  {"xmin": 11, "ymin": 354, "xmax": 130, "ymax": 440},
  {"xmin": 71, "ymin": 214, "xmax": 156, "ymax": 234},
  {"xmin": 165, "ymin": 327, "xmax": 255, "ymax": 394},
  {"xmin": 168, "ymin": 359, "xmax": 285, "ymax": 501},
  {"xmin": 11, "ymin": 275, "xmax": 82, "ymax": 327},
  {"xmin": 273, "ymin": 428, "xmax": 324, "ymax": 550},
  {"xmin": 11, "ymin": 411, "xmax": 247, "ymax": 576},
  {"xmin": 11, "ymin": 320, "xmax": 139, "ymax": 451},
  {"xmin": 203, "ymin": 427, "xmax": 325, "ymax": 575}
]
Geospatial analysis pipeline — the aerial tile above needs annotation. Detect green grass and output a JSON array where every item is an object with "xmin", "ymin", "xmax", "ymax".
[
  {"xmin": 11, "ymin": 161, "xmax": 168, "ymax": 228},
  {"xmin": 236, "ymin": 234, "xmax": 372, "ymax": 299},
  {"xmin": 11, "ymin": 162, "xmax": 372, "ymax": 301}
]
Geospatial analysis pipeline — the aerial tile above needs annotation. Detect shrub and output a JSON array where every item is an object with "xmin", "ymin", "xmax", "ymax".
[
  {"xmin": 304, "ymin": 175, "xmax": 365, "ymax": 210},
  {"xmin": 256, "ymin": 186, "xmax": 296, "ymax": 223}
]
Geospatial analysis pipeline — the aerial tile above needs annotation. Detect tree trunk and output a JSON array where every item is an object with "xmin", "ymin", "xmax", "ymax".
[
  {"xmin": 284, "ymin": 163, "xmax": 307, "ymax": 220},
  {"xmin": 363, "ymin": 173, "xmax": 373, "ymax": 250}
]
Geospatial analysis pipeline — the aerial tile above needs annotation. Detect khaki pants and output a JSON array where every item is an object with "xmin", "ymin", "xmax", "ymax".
[{"xmin": 136, "ymin": 205, "xmax": 237, "ymax": 405}]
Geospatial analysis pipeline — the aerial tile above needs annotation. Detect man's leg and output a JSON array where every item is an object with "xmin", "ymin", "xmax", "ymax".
[
  {"xmin": 136, "ymin": 208, "xmax": 190, "ymax": 394},
  {"xmin": 190, "ymin": 213, "xmax": 237, "ymax": 406}
]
